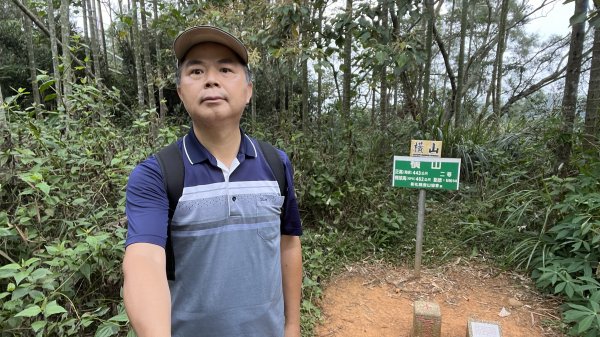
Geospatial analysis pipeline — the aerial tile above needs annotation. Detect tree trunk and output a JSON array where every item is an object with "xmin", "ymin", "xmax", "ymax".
[
  {"xmin": 47, "ymin": 0, "xmax": 63, "ymax": 106},
  {"xmin": 87, "ymin": 0, "xmax": 102, "ymax": 78},
  {"xmin": 433, "ymin": 25, "xmax": 457, "ymax": 122},
  {"xmin": 316, "ymin": 4, "xmax": 324, "ymax": 129},
  {"xmin": 301, "ymin": 4, "xmax": 310, "ymax": 132},
  {"xmin": 289, "ymin": 74, "xmax": 293, "ymax": 120},
  {"xmin": 81, "ymin": 0, "xmax": 91, "ymax": 75},
  {"xmin": 492, "ymin": 0, "xmax": 510, "ymax": 117},
  {"xmin": 251, "ymin": 82, "xmax": 257, "ymax": 124},
  {"xmin": 301, "ymin": 56, "xmax": 308, "ymax": 132},
  {"xmin": 131, "ymin": 0, "xmax": 146, "ymax": 106},
  {"xmin": 153, "ymin": 0, "xmax": 166, "ymax": 119},
  {"xmin": 96, "ymin": 0, "xmax": 108, "ymax": 73},
  {"xmin": 474, "ymin": 2, "xmax": 495, "ymax": 119},
  {"xmin": 484, "ymin": 66, "xmax": 496, "ymax": 118},
  {"xmin": 379, "ymin": 0, "xmax": 389, "ymax": 130},
  {"xmin": 421, "ymin": 0, "xmax": 434, "ymax": 126},
  {"xmin": 0, "ymin": 85, "xmax": 6, "ymax": 129},
  {"xmin": 0, "ymin": 84, "xmax": 13, "ymax": 171},
  {"xmin": 60, "ymin": 0, "xmax": 72, "ymax": 111},
  {"xmin": 454, "ymin": 0, "xmax": 469, "ymax": 127},
  {"xmin": 584, "ymin": 5, "xmax": 600, "ymax": 147},
  {"xmin": 400, "ymin": 71, "xmax": 419, "ymax": 121},
  {"xmin": 371, "ymin": 68, "xmax": 376, "ymax": 124},
  {"xmin": 112, "ymin": 0, "xmax": 123, "ymax": 65},
  {"xmin": 341, "ymin": 0, "xmax": 353, "ymax": 124},
  {"xmin": 139, "ymin": 0, "xmax": 156, "ymax": 111},
  {"xmin": 23, "ymin": 11, "xmax": 41, "ymax": 107},
  {"xmin": 278, "ymin": 65, "xmax": 286, "ymax": 124},
  {"xmin": 556, "ymin": 0, "xmax": 588, "ymax": 171}
]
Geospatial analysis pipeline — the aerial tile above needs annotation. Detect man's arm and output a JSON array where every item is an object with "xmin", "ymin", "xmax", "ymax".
[
  {"xmin": 281, "ymin": 235, "xmax": 302, "ymax": 337},
  {"xmin": 123, "ymin": 243, "xmax": 171, "ymax": 337}
]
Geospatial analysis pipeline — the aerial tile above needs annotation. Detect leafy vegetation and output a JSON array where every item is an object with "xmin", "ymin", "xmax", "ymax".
[
  {"xmin": 0, "ymin": 84, "xmax": 175, "ymax": 336},
  {"xmin": 514, "ymin": 160, "xmax": 600, "ymax": 337},
  {"xmin": 3, "ymin": 79, "xmax": 598, "ymax": 336}
]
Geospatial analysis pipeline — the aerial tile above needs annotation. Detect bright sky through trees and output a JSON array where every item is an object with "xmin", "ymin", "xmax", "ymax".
[{"xmin": 526, "ymin": 0, "xmax": 593, "ymax": 37}]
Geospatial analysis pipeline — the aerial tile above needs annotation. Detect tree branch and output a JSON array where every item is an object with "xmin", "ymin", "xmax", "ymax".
[
  {"xmin": 11, "ymin": 0, "xmax": 133, "ymax": 114},
  {"xmin": 12, "ymin": 0, "xmax": 94, "ymax": 79},
  {"xmin": 501, "ymin": 47, "xmax": 593, "ymax": 114},
  {"xmin": 433, "ymin": 25, "xmax": 457, "ymax": 95}
]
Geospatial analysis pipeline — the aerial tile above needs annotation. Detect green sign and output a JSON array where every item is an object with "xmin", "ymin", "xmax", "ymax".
[{"xmin": 392, "ymin": 156, "xmax": 461, "ymax": 190}]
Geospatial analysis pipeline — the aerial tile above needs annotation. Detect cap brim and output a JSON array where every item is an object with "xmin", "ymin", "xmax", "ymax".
[{"xmin": 173, "ymin": 26, "xmax": 248, "ymax": 65}]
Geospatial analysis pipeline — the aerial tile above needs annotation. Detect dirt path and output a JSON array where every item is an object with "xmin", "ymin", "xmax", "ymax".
[{"xmin": 315, "ymin": 259, "xmax": 565, "ymax": 337}]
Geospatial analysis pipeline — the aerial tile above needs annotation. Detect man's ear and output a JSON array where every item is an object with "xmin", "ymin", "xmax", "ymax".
[{"xmin": 245, "ymin": 82, "xmax": 253, "ymax": 105}]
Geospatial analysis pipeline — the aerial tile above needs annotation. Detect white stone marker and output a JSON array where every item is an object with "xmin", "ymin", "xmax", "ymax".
[{"xmin": 467, "ymin": 319, "xmax": 502, "ymax": 337}]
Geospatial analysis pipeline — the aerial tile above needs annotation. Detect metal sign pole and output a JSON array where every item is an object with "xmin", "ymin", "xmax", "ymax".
[
  {"xmin": 414, "ymin": 189, "xmax": 426, "ymax": 278},
  {"xmin": 393, "ymin": 142, "xmax": 459, "ymax": 279}
]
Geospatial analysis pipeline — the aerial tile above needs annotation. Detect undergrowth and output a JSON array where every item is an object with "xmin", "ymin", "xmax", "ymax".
[{"xmin": 1, "ymin": 84, "xmax": 598, "ymax": 336}]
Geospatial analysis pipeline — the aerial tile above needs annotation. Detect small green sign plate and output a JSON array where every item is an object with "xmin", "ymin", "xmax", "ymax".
[{"xmin": 392, "ymin": 156, "xmax": 461, "ymax": 190}]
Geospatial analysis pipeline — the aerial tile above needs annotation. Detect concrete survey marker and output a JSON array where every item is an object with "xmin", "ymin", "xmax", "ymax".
[
  {"xmin": 411, "ymin": 301, "xmax": 441, "ymax": 337},
  {"xmin": 467, "ymin": 320, "xmax": 502, "ymax": 337}
]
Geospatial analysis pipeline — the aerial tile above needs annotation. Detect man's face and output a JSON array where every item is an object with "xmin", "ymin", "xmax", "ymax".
[{"xmin": 177, "ymin": 42, "xmax": 252, "ymax": 127}]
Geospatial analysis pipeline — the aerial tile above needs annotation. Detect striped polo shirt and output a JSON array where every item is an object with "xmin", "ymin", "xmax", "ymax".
[{"xmin": 125, "ymin": 129, "xmax": 302, "ymax": 337}]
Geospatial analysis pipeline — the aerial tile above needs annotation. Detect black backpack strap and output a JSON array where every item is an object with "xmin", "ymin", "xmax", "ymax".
[
  {"xmin": 257, "ymin": 140, "xmax": 288, "ymax": 224},
  {"xmin": 155, "ymin": 141, "xmax": 184, "ymax": 281},
  {"xmin": 257, "ymin": 140, "xmax": 287, "ymax": 197}
]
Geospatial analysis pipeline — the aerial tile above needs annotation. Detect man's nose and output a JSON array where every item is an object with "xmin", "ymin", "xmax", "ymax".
[{"xmin": 204, "ymin": 68, "xmax": 220, "ymax": 88}]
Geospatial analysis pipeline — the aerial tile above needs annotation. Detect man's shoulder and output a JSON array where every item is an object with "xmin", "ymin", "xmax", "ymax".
[
  {"xmin": 131, "ymin": 155, "xmax": 161, "ymax": 176},
  {"xmin": 246, "ymin": 135, "xmax": 287, "ymax": 158},
  {"xmin": 127, "ymin": 154, "xmax": 165, "ymax": 190},
  {"xmin": 131, "ymin": 139, "xmax": 184, "ymax": 179}
]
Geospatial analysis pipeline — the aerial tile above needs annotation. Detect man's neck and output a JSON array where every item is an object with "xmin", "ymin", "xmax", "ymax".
[{"xmin": 193, "ymin": 125, "xmax": 241, "ymax": 168}]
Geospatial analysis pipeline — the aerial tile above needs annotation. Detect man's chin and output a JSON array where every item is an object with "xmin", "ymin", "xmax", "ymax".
[{"xmin": 189, "ymin": 111, "xmax": 243, "ymax": 125}]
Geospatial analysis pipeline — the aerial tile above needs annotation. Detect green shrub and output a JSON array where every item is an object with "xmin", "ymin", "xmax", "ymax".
[
  {"xmin": 0, "ymin": 84, "xmax": 175, "ymax": 336},
  {"xmin": 510, "ymin": 159, "xmax": 600, "ymax": 336}
]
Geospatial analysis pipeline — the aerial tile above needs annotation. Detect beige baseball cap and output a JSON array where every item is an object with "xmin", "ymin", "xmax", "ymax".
[{"xmin": 173, "ymin": 25, "xmax": 248, "ymax": 65}]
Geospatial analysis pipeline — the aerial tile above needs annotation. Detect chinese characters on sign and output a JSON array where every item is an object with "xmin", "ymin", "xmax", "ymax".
[
  {"xmin": 410, "ymin": 140, "xmax": 443, "ymax": 157},
  {"xmin": 392, "ymin": 156, "xmax": 461, "ymax": 191}
]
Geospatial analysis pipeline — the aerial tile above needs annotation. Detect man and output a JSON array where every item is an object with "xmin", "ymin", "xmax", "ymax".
[{"xmin": 122, "ymin": 25, "xmax": 303, "ymax": 337}]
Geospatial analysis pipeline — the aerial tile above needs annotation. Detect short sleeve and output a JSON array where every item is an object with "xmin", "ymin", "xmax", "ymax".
[
  {"xmin": 278, "ymin": 151, "xmax": 302, "ymax": 236},
  {"xmin": 125, "ymin": 156, "xmax": 170, "ymax": 248}
]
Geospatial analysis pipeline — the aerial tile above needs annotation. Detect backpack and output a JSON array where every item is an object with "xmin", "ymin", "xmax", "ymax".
[{"xmin": 155, "ymin": 139, "xmax": 287, "ymax": 280}]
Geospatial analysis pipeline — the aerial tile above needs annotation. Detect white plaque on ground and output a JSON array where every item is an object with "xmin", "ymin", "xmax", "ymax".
[{"xmin": 469, "ymin": 321, "xmax": 501, "ymax": 337}]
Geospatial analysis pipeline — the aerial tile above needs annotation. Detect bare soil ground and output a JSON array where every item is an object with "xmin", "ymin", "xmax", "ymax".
[{"xmin": 315, "ymin": 258, "xmax": 566, "ymax": 337}]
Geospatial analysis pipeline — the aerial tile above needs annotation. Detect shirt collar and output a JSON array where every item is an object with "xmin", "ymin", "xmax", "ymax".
[{"xmin": 182, "ymin": 128, "xmax": 257, "ymax": 165}]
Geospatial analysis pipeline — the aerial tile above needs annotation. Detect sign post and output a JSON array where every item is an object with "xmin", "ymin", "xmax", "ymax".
[
  {"xmin": 392, "ymin": 141, "xmax": 461, "ymax": 278},
  {"xmin": 415, "ymin": 189, "xmax": 426, "ymax": 277}
]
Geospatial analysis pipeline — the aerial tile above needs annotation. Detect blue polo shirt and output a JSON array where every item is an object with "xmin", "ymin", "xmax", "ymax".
[{"xmin": 125, "ymin": 129, "xmax": 302, "ymax": 337}]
